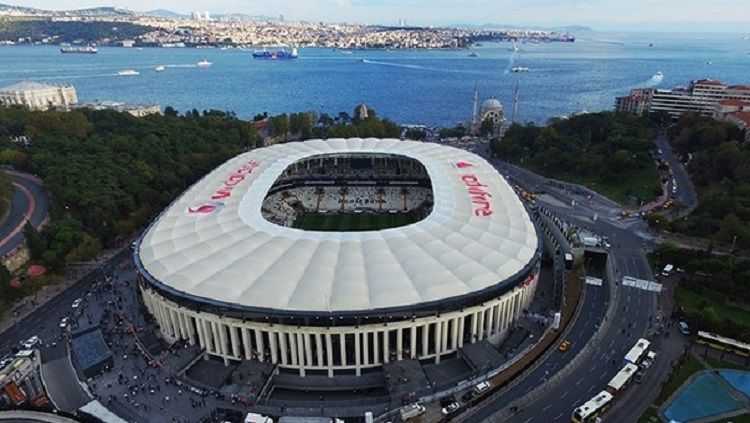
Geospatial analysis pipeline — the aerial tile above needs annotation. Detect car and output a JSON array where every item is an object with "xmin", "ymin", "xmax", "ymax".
[
  {"xmin": 0, "ymin": 357, "xmax": 13, "ymax": 369},
  {"xmin": 398, "ymin": 403, "xmax": 426, "ymax": 421},
  {"xmin": 440, "ymin": 396, "xmax": 456, "ymax": 408},
  {"xmin": 22, "ymin": 335, "xmax": 40, "ymax": 349},
  {"xmin": 473, "ymin": 381, "xmax": 491, "ymax": 395},
  {"xmin": 559, "ymin": 339, "xmax": 571, "ymax": 352},
  {"xmin": 441, "ymin": 401, "xmax": 461, "ymax": 416},
  {"xmin": 59, "ymin": 317, "xmax": 70, "ymax": 329},
  {"xmin": 461, "ymin": 390, "xmax": 475, "ymax": 402},
  {"xmin": 71, "ymin": 298, "xmax": 83, "ymax": 308}
]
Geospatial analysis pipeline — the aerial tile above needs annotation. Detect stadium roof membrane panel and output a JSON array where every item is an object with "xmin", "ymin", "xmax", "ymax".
[{"xmin": 137, "ymin": 138, "xmax": 539, "ymax": 313}]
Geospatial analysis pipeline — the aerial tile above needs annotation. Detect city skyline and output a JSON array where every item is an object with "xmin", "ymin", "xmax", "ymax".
[{"xmin": 3, "ymin": 0, "xmax": 750, "ymax": 31}]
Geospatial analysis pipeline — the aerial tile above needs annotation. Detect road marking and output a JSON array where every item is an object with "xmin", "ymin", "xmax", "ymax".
[
  {"xmin": 561, "ymin": 390, "xmax": 568, "ymax": 399},
  {"xmin": 522, "ymin": 418, "xmax": 532, "ymax": 423},
  {"xmin": 542, "ymin": 404, "xmax": 552, "ymax": 412},
  {"xmin": 575, "ymin": 378, "xmax": 582, "ymax": 386},
  {"xmin": 589, "ymin": 365, "xmax": 597, "ymax": 372},
  {"xmin": 588, "ymin": 385, "xmax": 594, "ymax": 392},
  {"xmin": 554, "ymin": 412, "xmax": 563, "ymax": 421}
]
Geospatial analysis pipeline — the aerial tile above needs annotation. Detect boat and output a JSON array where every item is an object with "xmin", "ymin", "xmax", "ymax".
[
  {"xmin": 706, "ymin": 61, "xmax": 713, "ymax": 65},
  {"xmin": 197, "ymin": 59, "xmax": 213, "ymax": 67},
  {"xmin": 155, "ymin": 65, "xmax": 165, "ymax": 72},
  {"xmin": 511, "ymin": 66, "xmax": 530, "ymax": 73},
  {"xmin": 117, "ymin": 69, "xmax": 139, "ymax": 76},
  {"xmin": 252, "ymin": 47, "xmax": 299, "ymax": 60},
  {"xmin": 60, "ymin": 45, "xmax": 97, "ymax": 54},
  {"xmin": 508, "ymin": 43, "xmax": 519, "ymax": 52},
  {"xmin": 649, "ymin": 42, "xmax": 654, "ymax": 47},
  {"xmin": 654, "ymin": 71, "xmax": 663, "ymax": 77},
  {"xmin": 468, "ymin": 52, "xmax": 479, "ymax": 57}
]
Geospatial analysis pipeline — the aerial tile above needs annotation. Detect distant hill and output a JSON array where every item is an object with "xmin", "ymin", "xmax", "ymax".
[
  {"xmin": 0, "ymin": 3, "xmax": 136, "ymax": 18},
  {"xmin": 452, "ymin": 22, "xmax": 592, "ymax": 33},
  {"xmin": 146, "ymin": 9, "xmax": 187, "ymax": 18}
]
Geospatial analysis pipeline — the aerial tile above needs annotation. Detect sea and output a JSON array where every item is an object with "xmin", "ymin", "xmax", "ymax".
[{"xmin": 1, "ymin": 32, "xmax": 749, "ymax": 126}]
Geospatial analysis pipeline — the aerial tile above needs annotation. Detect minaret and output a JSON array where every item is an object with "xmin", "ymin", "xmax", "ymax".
[
  {"xmin": 471, "ymin": 83, "xmax": 478, "ymax": 131},
  {"xmin": 511, "ymin": 82, "xmax": 520, "ymax": 124}
]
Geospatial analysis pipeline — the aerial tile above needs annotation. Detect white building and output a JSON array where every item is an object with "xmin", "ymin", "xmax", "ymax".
[
  {"xmin": 480, "ymin": 98, "xmax": 504, "ymax": 136},
  {"xmin": 0, "ymin": 81, "xmax": 77, "ymax": 110}
]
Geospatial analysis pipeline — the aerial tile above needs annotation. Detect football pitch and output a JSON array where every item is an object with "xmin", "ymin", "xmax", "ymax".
[{"xmin": 294, "ymin": 212, "xmax": 420, "ymax": 231}]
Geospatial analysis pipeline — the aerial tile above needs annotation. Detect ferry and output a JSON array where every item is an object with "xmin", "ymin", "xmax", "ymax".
[
  {"xmin": 468, "ymin": 52, "xmax": 479, "ymax": 57},
  {"xmin": 60, "ymin": 45, "xmax": 97, "ymax": 54},
  {"xmin": 252, "ymin": 48, "xmax": 299, "ymax": 60},
  {"xmin": 155, "ymin": 65, "xmax": 165, "ymax": 72},
  {"xmin": 654, "ymin": 71, "xmax": 663, "ymax": 78},
  {"xmin": 197, "ymin": 60, "xmax": 213, "ymax": 67},
  {"xmin": 511, "ymin": 66, "xmax": 530, "ymax": 73},
  {"xmin": 117, "ymin": 69, "xmax": 140, "ymax": 76}
]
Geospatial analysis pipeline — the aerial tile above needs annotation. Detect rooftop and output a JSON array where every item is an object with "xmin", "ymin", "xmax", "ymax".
[{"xmin": 0, "ymin": 81, "xmax": 71, "ymax": 92}]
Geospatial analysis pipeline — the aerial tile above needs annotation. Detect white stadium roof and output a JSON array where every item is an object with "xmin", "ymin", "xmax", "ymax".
[{"xmin": 137, "ymin": 139, "xmax": 539, "ymax": 314}]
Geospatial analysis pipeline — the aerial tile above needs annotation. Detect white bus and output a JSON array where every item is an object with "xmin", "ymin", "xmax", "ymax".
[
  {"xmin": 571, "ymin": 391, "xmax": 613, "ymax": 423},
  {"xmin": 623, "ymin": 338, "xmax": 651, "ymax": 365},
  {"xmin": 606, "ymin": 363, "xmax": 639, "ymax": 396}
]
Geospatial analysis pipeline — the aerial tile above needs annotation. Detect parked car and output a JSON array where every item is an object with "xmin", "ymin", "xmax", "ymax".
[
  {"xmin": 473, "ymin": 381, "xmax": 491, "ymax": 395},
  {"xmin": 559, "ymin": 339, "xmax": 572, "ymax": 352},
  {"xmin": 398, "ymin": 403, "xmax": 425, "ymax": 421},
  {"xmin": 72, "ymin": 298, "xmax": 83, "ymax": 308},
  {"xmin": 59, "ymin": 317, "xmax": 70, "ymax": 329},
  {"xmin": 441, "ymin": 401, "xmax": 461, "ymax": 416}
]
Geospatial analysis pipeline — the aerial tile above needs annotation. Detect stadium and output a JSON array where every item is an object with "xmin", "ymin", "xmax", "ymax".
[{"xmin": 134, "ymin": 138, "xmax": 541, "ymax": 377}]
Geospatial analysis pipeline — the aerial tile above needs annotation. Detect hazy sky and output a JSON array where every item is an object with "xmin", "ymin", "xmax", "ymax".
[{"xmin": 8, "ymin": 0, "xmax": 750, "ymax": 31}]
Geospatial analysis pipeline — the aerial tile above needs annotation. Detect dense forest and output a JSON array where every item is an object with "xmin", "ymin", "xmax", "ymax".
[
  {"xmin": 0, "ymin": 172, "xmax": 12, "ymax": 217},
  {"xmin": 490, "ymin": 112, "xmax": 662, "ymax": 204},
  {"xmin": 0, "ymin": 105, "xmax": 401, "ymax": 274},
  {"xmin": 663, "ymin": 114, "xmax": 750, "ymax": 250},
  {"xmin": 0, "ymin": 19, "xmax": 152, "ymax": 44}
]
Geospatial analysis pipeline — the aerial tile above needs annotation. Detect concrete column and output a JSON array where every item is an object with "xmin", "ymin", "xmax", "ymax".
[
  {"xmin": 176, "ymin": 311, "xmax": 186, "ymax": 339},
  {"xmin": 354, "ymin": 332, "xmax": 361, "ymax": 376},
  {"xmin": 470, "ymin": 312, "xmax": 478, "ymax": 343},
  {"xmin": 279, "ymin": 332, "xmax": 288, "ymax": 365},
  {"xmin": 305, "ymin": 333, "xmax": 313, "ymax": 370},
  {"xmin": 458, "ymin": 315, "xmax": 465, "ymax": 348},
  {"xmin": 229, "ymin": 326, "xmax": 240, "ymax": 359},
  {"xmin": 217, "ymin": 323, "xmax": 229, "ymax": 365},
  {"xmin": 242, "ymin": 328, "xmax": 253, "ymax": 360},
  {"xmin": 383, "ymin": 329, "xmax": 390, "ymax": 364},
  {"xmin": 396, "ymin": 328, "xmax": 403, "ymax": 360},
  {"xmin": 362, "ymin": 332, "xmax": 370, "ymax": 366},
  {"xmin": 296, "ymin": 333, "xmax": 306, "ymax": 377},
  {"xmin": 493, "ymin": 304, "xmax": 502, "ymax": 333},
  {"xmin": 441, "ymin": 320, "xmax": 449, "ymax": 353},
  {"xmin": 477, "ymin": 310, "xmax": 485, "ymax": 341},
  {"xmin": 186, "ymin": 315, "xmax": 196, "ymax": 345},
  {"xmin": 289, "ymin": 331, "xmax": 299, "ymax": 367},
  {"xmin": 421, "ymin": 324, "xmax": 429, "ymax": 357},
  {"xmin": 315, "ymin": 333, "xmax": 324, "ymax": 367},
  {"xmin": 255, "ymin": 329, "xmax": 265, "ymax": 362},
  {"xmin": 326, "ymin": 333, "xmax": 334, "ymax": 377},
  {"xmin": 373, "ymin": 330, "xmax": 379, "ymax": 364},
  {"xmin": 434, "ymin": 320, "xmax": 442, "ymax": 364},
  {"xmin": 486, "ymin": 306, "xmax": 495, "ymax": 336},
  {"xmin": 410, "ymin": 326, "xmax": 417, "ymax": 359},
  {"xmin": 339, "ymin": 333, "xmax": 347, "ymax": 367},
  {"xmin": 269, "ymin": 331, "xmax": 279, "ymax": 364},
  {"xmin": 202, "ymin": 320, "xmax": 213, "ymax": 353},
  {"xmin": 196, "ymin": 317, "xmax": 205, "ymax": 348}
]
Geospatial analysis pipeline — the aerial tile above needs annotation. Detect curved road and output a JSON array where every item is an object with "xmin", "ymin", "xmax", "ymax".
[{"xmin": 0, "ymin": 171, "xmax": 49, "ymax": 257}]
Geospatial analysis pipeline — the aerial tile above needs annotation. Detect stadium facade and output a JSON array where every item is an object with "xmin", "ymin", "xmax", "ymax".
[{"xmin": 135, "ymin": 138, "xmax": 541, "ymax": 377}]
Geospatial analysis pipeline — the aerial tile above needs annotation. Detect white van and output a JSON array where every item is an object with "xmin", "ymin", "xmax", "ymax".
[
  {"xmin": 662, "ymin": 264, "xmax": 674, "ymax": 276},
  {"xmin": 399, "ymin": 403, "xmax": 426, "ymax": 420}
]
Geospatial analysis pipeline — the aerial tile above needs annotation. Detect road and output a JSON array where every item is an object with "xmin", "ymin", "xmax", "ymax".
[
  {"xmin": 0, "ymin": 171, "xmax": 48, "ymax": 256},
  {"xmin": 654, "ymin": 132, "xmax": 698, "ymax": 218},
  {"xmin": 455, "ymin": 147, "xmax": 683, "ymax": 423}
]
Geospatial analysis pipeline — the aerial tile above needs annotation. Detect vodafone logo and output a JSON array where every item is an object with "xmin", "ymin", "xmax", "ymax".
[
  {"xmin": 454, "ymin": 159, "xmax": 493, "ymax": 217},
  {"xmin": 187, "ymin": 201, "xmax": 225, "ymax": 216}
]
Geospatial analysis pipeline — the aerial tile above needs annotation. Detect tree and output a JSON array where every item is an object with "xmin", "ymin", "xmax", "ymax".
[{"xmin": 23, "ymin": 222, "xmax": 45, "ymax": 261}]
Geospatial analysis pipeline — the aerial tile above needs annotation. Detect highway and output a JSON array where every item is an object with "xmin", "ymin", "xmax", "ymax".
[
  {"xmin": 654, "ymin": 132, "xmax": 698, "ymax": 218},
  {"xmin": 0, "ymin": 171, "xmax": 48, "ymax": 256},
  {"xmin": 454, "ymin": 148, "xmax": 676, "ymax": 423}
]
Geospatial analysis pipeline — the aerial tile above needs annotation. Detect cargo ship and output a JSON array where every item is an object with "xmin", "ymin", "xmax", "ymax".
[
  {"xmin": 252, "ymin": 48, "xmax": 298, "ymax": 60},
  {"xmin": 60, "ymin": 45, "xmax": 98, "ymax": 54}
]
